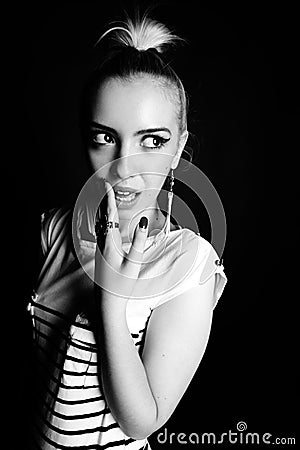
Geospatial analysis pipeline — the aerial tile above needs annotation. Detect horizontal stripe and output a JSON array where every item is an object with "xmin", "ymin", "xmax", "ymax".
[
  {"xmin": 33, "ymin": 409, "xmax": 119, "ymax": 445},
  {"xmin": 30, "ymin": 299, "xmax": 72, "ymax": 323},
  {"xmin": 32, "ymin": 301, "xmax": 148, "ymax": 338},
  {"xmin": 59, "ymin": 379, "xmax": 100, "ymax": 390},
  {"xmin": 61, "ymin": 367, "xmax": 98, "ymax": 377},
  {"xmin": 34, "ymin": 366, "xmax": 100, "ymax": 405},
  {"xmin": 36, "ymin": 327, "xmax": 98, "ymax": 353},
  {"xmin": 34, "ymin": 357, "xmax": 100, "ymax": 390},
  {"xmin": 55, "ymin": 385, "xmax": 101, "ymax": 403},
  {"xmin": 31, "ymin": 392, "xmax": 109, "ymax": 433},
  {"xmin": 31, "ymin": 299, "xmax": 100, "ymax": 333},
  {"xmin": 36, "ymin": 325, "xmax": 141, "ymax": 355},
  {"xmin": 35, "ymin": 343, "xmax": 98, "ymax": 377},
  {"xmin": 49, "ymin": 412, "xmax": 115, "ymax": 434},
  {"xmin": 43, "ymin": 381, "xmax": 104, "ymax": 405},
  {"xmin": 64, "ymin": 350, "xmax": 97, "ymax": 366},
  {"xmin": 55, "ymin": 392, "xmax": 103, "ymax": 406},
  {"xmin": 34, "ymin": 315, "xmax": 71, "ymax": 340},
  {"xmin": 34, "ymin": 422, "xmax": 137, "ymax": 449},
  {"xmin": 43, "ymin": 414, "xmax": 119, "ymax": 436},
  {"xmin": 32, "ymin": 386, "xmax": 108, "ymax": 422},
  {"xmin": 69, "ymin": 326, "xmax": 97, "ymax": 345},
  {"xmin": 48, "ymin": 401, "xmax": 110, "ymax": 421},
  {"xmin": 36, "ymin": 339, "xmax": 98, "ymax": 367},
  {"xmin": 34, "ymin": 314, "xmax": 98, "ymax": 348},
  {"xmin": 33, "ymin": 315, "xmax": 96, "ymax": 348}
]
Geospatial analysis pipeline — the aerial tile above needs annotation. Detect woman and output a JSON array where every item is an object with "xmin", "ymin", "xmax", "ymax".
[{"xmin": 27, "ymin": 14, "xmax": 228, "ymax": 450}]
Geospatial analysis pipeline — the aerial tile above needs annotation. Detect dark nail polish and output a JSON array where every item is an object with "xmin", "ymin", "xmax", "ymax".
[{"xmin": 139, "ymin": 216, "xmax": 148, "ymax": 229}]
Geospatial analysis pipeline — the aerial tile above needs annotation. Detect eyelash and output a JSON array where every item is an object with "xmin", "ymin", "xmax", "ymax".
[
  {"xmin": 91, "ymin": 132, "xmax": 115, "ymax": 146},
  {"xmin": 90, "ymin": 132, "xmax": 170, "ymax": 150},
  {"xmin": 141, "ymin": 135, "xmax": 170, "ymax": 149}
]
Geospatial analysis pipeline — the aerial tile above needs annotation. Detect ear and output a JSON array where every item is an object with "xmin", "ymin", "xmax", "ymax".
[{"xmin": 171, "ymin": 130, "xmax": 189, "ymax": 170}]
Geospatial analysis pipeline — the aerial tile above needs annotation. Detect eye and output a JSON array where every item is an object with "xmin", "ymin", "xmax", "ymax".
[
  {"xmin": 141, "ymin": 135, "xmax": 170, "ymax": 149},
  {"xmin": 92, "ymin": 132, "xmax": 115, "ymax": 145}
]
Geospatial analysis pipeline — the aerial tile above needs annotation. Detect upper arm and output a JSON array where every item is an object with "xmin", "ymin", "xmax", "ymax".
[
  {"xmin": 141, "ymin": 274, "xmax": 216, "ymax": 431},
  {"xmin": 40, "ymin": 206, "xmax": 72, "ymax": 255}
]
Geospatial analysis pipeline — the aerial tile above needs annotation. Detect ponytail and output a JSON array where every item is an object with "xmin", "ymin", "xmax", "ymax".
[
  {"xmin": 94, "ymin": 16, "xmax": 183, "ymax": 53},
  {"xmin": 81, "ymin": 14, "xmax": 188, "ymax": 136}
]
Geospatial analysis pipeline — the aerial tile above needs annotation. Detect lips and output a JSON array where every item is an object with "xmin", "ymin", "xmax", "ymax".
[
  {"xmin": 113, "ymin": 186, "xmax": 139, "ymax": 194},
  {"xmin": 112, "ymin": 187, "xmax": 141, "ymax": 207},
  {"xmin": 110, "ymin": 183, "xmax": 141, "ymax": 207},
  {"xmin": 115, "ymin": 191, "xmax": 139, "ymax": 202}
]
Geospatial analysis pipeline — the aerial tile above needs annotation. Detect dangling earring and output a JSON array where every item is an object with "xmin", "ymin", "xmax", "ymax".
[
  {"xmin": 165, "ymin": 168, "xmax": 174, "ymax": 235},
  {"xmin": 151, "ymin": 168, "xmax": 175, "ymax": 249}
]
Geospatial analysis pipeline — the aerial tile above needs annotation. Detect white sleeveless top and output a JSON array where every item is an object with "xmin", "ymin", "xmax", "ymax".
[{"xmin": 28, "ymin": 205, "xmax": 228, "ymax": 449}]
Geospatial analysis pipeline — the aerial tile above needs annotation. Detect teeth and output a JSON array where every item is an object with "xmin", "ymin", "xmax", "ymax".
[
  {"xmin": 116, "ymin": 191, "xmax": 130, "ymax": 195},
  {"xmin": 115, "ymin": 192, "xmax": 136, "ymax": 202}
]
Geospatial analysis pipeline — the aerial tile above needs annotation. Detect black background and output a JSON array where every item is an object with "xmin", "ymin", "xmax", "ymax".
[{"xmin": 7, "ymin": 0, "xmax": 298, "ymax": 448}]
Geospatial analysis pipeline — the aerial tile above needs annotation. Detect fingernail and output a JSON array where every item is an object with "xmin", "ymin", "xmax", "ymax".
[{"xmin": 139, "ymin": 216, "xmax": 148, "ymax": 229}]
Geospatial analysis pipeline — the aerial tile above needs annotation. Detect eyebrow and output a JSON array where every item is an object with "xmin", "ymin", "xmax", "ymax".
[
  {"xmin": 90, "ymin": 121, "xmax": 172, "ymax": 136},
  {"xmin": 90, "ymin": 121, "xmax": 116, "ymax": 134},
  {"xmin": 134, "ymin": 127, "xmax": 172, "ymax": 136}
]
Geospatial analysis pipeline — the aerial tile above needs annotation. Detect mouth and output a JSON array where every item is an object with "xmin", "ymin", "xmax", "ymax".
[{"xmin": 113, "ymin": 189, "xmax": 141, "ymax": 206}]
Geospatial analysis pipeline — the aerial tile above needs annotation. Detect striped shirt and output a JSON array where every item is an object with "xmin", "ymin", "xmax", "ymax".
[{"xmin": 28, "ymin": 205, "xmax": 227, "ymax": 449}]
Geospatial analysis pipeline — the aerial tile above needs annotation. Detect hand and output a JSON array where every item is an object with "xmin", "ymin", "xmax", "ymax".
[{"xmin": 95, "ymin": 180, "xmax": 149, "ymax": 300}]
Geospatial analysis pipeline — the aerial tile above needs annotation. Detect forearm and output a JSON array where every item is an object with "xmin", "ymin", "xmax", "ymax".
[{"xmin": 96, "ymin": 294, "xmax": 158, "ymax": 439}]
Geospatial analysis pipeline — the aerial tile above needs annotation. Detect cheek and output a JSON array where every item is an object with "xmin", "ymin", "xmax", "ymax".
[
  {"xmin": 142, "ymin": 153, "xmax": 174, "ymax": 192},
  {"xmin": 87, "ymin": 150, "xmax": 112, "ymax": 172},
  {"xmin": 144, "ymin": 167, "xmax": 169, "ymax": 192},
  {"xmin": 147, "ymin": 159, "xmax": 173, "ymax": 182}
]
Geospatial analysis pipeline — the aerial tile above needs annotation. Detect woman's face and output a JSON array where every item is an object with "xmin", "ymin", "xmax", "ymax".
[{"xmin": 86, "ymin": 76, "xmax": 186, "ymax": 218}]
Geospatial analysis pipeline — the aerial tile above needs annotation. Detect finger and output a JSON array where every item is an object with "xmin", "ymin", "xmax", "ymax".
[
  {"xmin": 124, "ymin": 216, "xmax": 148, "ymax": 278},
  {"xmin": 104, "ymin": 180, "xmax": 123, "ymax": 262},
  {"xmin": 104, "ymin": 181, "xmax": 118, "ymax": 222},
  {"xmin": 95, "ymin": 178, "xmax": 109, "ymax": 253}
]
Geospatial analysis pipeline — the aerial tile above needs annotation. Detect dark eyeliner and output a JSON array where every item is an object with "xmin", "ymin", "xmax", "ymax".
[
  {"xmin": 89, "ymin": 130, "xmax": 116, "ymax": 146},
  {"xmin": 142, "ymin": 135, "xmax": 170, "ymax": 147}
]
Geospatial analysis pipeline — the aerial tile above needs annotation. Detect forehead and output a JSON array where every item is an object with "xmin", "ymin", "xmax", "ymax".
[{"xmin": 90, "ymin": 76, "xmax": 178, "ymax": 133}]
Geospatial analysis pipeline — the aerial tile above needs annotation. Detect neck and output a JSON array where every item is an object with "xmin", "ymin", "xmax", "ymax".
[{"xmin": 118, "ymin": 203, "xmax": 166, "ymax": 244}]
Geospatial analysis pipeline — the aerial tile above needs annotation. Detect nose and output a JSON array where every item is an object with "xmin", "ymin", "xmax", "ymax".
[{"xmin": 111, "ymin": 142, "xmax": 135, "ymax": 180}]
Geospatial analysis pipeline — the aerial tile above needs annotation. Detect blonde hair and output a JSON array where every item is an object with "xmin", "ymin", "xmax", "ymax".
[
  {"xmin": 81, "ymin": 14, "xmax": 188, "ymax": 136},
  {"xmin": 95, "ymin": 15, "xmax": 183, "ymax": 53}
]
